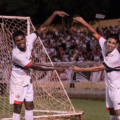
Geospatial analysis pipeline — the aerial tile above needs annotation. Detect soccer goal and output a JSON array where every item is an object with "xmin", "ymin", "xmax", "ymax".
[{"xmin": 0, "ymin": 16, "xmax": 83, "ymax": 120}]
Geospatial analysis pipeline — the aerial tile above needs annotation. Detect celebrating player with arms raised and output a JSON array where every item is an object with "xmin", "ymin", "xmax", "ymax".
[
  {"xmin": 10, "ymin": 11, "xmax": 69, "ymax": 120},
  {"xmin": 72, "ymin": 17, "xmax": 120, "ymax": 120}
]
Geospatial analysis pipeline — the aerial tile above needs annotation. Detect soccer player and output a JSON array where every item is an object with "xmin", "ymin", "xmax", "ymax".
[
  {"xmin": 10, "ymin": 11, "xmax": 69, "ymax": 120},
  {"xmin": 72, "ymin": 17, "xmax": 120, "ymax": 120}
]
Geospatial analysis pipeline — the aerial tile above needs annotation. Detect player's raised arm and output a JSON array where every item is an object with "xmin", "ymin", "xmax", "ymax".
[
  {"xmin": 72, "ymin": 64, "xmax": 106, "ymax": 72},
  {"xmin": 37, "ymin": 11, "xmax": 69, "ymax": 35},
  {"xmin": 73, "ymin": 17, "xmax": 100, "ymax": 39}
]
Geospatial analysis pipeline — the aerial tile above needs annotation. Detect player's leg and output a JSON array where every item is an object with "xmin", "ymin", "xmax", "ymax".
[
  {"xmin": 109, "ymin": 109, "xmax": 117, "ymax": 120},
  {"xmin": 12, "ymin": 103, "xmax": 22, "ymax": 120},
  {"xmin": 115, "ymin": 110, "xmax": 120, "ymax": 120},
  {"xmin": 109, "ymin": 109, "xmax": 120, "ymax": 120},
  {"xmin": 107, "ymin": 87, "xmax": 120, "ymax": 120},
  {"xmin": 106, "ymin": 88, "xmax": 118, "ymax": 120},
  {"xmin": 10, "ymin": 80, "xmax": 23, "ymax": 120},
  {"xmin": 24, "ymin": 83, "xmax": 34, "ymax": 120},
  {"xmin": 112, "ymin": 88, "xmax": 120, "ymax": 120},
  {"xmin": 24, "ymin": 101, "xmax": 34, "ymax": 120}
]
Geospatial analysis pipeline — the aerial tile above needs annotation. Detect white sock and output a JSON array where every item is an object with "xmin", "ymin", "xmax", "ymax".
[
  {"xmin": 110, "ymin": 115, "xmax": 117, "ymax": 120},
  {"xmin": 25, "ymin": 110, "xmax": 33, "ymax": 120},
  {"xmin": 12, "ymin": 113, "xmax": 20, "ymax": 120},
  {"xmin": 117, "ymin": 116, "xmax": 120, "ymax": 120}
]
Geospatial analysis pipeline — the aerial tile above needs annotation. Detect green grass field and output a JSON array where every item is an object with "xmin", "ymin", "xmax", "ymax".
[
  {"xmin": 0, "ymin": 97, "xmax": 109, "ymax": 120},
  {"xmin": 71, "ymin": 99, "xmax": 109, "ymax": 120}
]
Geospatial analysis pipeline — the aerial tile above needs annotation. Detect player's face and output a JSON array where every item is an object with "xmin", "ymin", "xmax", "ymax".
[
  {"xmin": 107, "ymin": 38, "xmax": 118, "ymax": 53},
  {"xmin": 14, "ymin": 35, "xmax": 26, "ymax": 51}
]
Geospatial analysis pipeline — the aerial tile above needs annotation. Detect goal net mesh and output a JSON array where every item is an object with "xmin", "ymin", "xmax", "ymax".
[{"xmin": 0, "ymin": 16, "xmax": 76, "ymax": 119}]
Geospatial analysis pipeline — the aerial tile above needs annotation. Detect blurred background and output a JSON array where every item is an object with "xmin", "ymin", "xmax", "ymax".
[{"xmin": 0, "ymin": 0, "xmax": 120, "ymax": 25}]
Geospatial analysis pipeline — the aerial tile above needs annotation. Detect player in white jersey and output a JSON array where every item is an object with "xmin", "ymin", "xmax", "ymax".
[
  {"xmin": 10, "ymin": 11, "xmax": 69, "ymax": 120},
  {"xmin": 71, "ymin": 17, "xmax": 120, "ymax": 120}
]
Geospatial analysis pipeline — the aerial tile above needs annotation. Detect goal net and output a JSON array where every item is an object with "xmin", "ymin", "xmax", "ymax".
[{"xmin": 0, "ymin": 16, "xmax": 83, "ymax": 119}]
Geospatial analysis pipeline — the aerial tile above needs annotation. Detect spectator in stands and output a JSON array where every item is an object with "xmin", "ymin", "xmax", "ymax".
[
  {"xmin": 69, "ymin": 49, "xmax": 78, "ymax": 61},
  {"xmin": 59, "ymin": 47, "xmax": 65, "ymax": 60},
  {"xmin": 77, "ymin": 52, "xmax": 84, "ymax": 62}
]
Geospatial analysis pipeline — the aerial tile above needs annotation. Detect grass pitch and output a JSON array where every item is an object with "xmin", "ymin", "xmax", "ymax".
[
  {"xmin": 0, "ymin": 96, "xmax": 109, "ymax": 120},
  {"xmin": 71, "ymin": 99, "xmax": 109, "ymax": 120}
]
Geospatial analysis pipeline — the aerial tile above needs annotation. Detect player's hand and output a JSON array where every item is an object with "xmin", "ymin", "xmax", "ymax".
[
  {"xmin": 73, "ymin": 17, "xmax": 86, "ymax": 24},
  {"xmin": 53, "ymin": 11, "xmax": 69, "ymax": 17},
  {"xmin": 38, "ymin": 27, "xmax": 46, "ymax": 34},
  {"xmin": 70, "ymin": 66, "xmax": 80, "ymax": 72}
]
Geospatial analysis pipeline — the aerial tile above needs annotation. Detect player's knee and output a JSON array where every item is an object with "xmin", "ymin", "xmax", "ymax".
[
  {"xmin": 14, "ymin": 104, "xmax": 22, "ymax": 114},
  {"xmin": 109, "ymin": 109, "xmax": 116, "ymax": 115},
  {"xmin": 115, "ymin": 109, "xmax": 120, "ymax": 116},
  {"xmin": 25, "ymin": 101, "xmax": 34, "ymax": 110}
]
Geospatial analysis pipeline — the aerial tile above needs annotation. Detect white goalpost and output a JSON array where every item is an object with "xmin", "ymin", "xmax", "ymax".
[{"xmin": 0, "ymin": 16, "xmax": 83, "ymax": 120}]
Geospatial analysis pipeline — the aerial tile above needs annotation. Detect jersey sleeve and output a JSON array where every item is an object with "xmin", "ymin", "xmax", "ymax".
[
  {"xmin": 97, "ymin": 36, "xmax": 106, "ymax": 51},
  {"xmin": 12, "ymin": 53, "xmax": 33, "ymax": 69},
  {"xmin": 26, "ymin": 32, "xmax": 39, "ymax": 45}
]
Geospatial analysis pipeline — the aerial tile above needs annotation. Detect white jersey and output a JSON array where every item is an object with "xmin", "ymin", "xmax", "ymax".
[
  {"xmin": 98, "ymin": 36, "xmax": 120, "ymax": 90},
  {"xmin": 11, "ymin": 32, "xmax": 38, "ymax": 86},
  {"xmin": 11, "ymin": 33, "xmax": 37, "ymax": 76}
]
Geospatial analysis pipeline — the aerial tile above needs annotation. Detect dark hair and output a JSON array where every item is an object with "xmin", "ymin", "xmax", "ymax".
[
  {"xmin": 12, "ymin": 30, "xmax": 25, "ymax": 41},
  {"xmin": 107, "ymin": 34, "xmax": 119, "ymax": 43}
]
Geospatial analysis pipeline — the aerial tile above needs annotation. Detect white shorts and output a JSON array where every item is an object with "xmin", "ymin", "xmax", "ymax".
[
  {"xmin": 106, "ymin": 88, "xmax": 120, "ymax": 110},
  {"xmin": 10, "ymin": 82, "xmax": 33, "ymax": 104}
]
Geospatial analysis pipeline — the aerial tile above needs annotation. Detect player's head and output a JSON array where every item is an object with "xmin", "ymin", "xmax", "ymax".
[
  {"xmin": 12, "ymin": 30, "xmax": 26, "ymax": 51},
  {"xmin": 107, "ymin": 34, "xmax": 119, "ymax": 53}
]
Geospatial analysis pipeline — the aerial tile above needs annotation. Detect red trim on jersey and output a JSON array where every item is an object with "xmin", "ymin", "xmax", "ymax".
[
  {"xmin": 14, "ymin": 100, "xmax": 23, "ymax": 105},
  {"xmin": 97, "ymin": 35, "xmax": 102, "ymax": 41},
  {"xmin": 115, "ymin": 66, "xmax": 120, "ymax": 69},
  {"xmin": 106, "ymin": 107, "xmax": 114, "ymax": 111},
  {"xmin": 24, "ymin": 61, "xmax": 33, "ymax": 69}
]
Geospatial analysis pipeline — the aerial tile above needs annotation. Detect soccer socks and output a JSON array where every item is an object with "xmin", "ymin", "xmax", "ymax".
[
  {"xmin": 25, "ymin": 110, "xmax": 33, "ymax": 120},
  {"xmin": 12, "ymin": 110, "xmax": 33, "ymax": 120},
  {"xmin": 117, "ymin": 116, "xmax": 120, "ymax": 120},
  {"xmin": 110, "ymin": 115, "xmax": 120, "ymax": 120},
  {"xmin": 12, "ymin": 113, "xmax": 20, "ymax": 120},
  {"xmin": 110, "ymin": 115, "xmax": 117, "ymax": 120}
]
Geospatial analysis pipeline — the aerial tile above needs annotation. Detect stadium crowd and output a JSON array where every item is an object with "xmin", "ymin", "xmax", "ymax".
[{"xmin": 41, "ymin": 25, "xmax": 120, "ymax": 62}]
